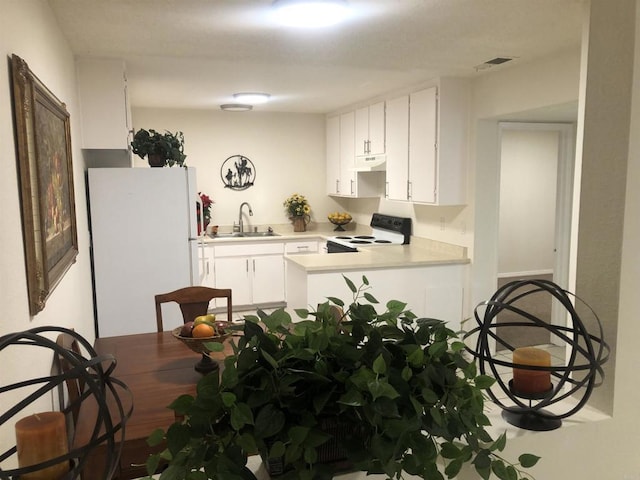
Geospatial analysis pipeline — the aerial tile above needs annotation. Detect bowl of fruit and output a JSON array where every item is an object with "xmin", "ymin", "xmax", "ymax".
[
  {"xmin": 173, "ymin": 313, "xmax": 231, "ymax": 368},
  {"xmin": 328, "ymin": 212, "xmax": 352, "ymax": 231}
]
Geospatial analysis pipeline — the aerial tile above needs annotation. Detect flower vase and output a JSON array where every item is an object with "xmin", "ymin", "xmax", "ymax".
[{"xmin": 292, "ymin": 216, "xmax": 306, "ymax": 232}]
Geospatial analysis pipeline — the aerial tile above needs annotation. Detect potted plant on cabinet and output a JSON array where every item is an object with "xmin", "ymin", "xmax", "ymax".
[
  {"xmin": 145, "ymin": 276, "xmax": 539, "ymax": 480},
  {"xmin": 130, "ymin": 128, "xmax": 187, "ymax": 167}
]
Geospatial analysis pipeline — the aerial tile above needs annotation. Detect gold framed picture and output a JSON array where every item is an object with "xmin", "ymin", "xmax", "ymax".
[{"xmin": 11, "ymin": 54, "xmax": 78, "ymax": 316}]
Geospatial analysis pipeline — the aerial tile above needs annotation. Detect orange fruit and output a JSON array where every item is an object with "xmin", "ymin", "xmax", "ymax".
[{"xmin": 192, "ymin": 323, "xmax": 215, "ymax": 338}]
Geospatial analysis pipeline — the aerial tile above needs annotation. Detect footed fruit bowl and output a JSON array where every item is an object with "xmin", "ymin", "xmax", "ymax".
[
  {"xmin": 172, "ymin": 323, "xmax": 231, "ymax": 373},
  {"xmin": 328, "ymin": 212, "xmax": 352, "ymax": 231}
]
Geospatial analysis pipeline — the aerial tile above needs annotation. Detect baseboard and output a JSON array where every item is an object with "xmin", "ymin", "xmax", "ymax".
[{"xmin": 497, "ymin": 269, "xmax": 553, "ymax": 279}]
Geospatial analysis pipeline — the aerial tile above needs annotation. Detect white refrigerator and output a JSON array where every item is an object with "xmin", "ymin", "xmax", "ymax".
[{"xmin": 88, "ymin": 167, "xmax": 202, "ymax": 337}]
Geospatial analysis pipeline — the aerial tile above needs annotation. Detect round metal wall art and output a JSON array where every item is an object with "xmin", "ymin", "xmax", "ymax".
[{"xmin": 221, "ymin": 155, "xmax": 255, "ymax": 191}]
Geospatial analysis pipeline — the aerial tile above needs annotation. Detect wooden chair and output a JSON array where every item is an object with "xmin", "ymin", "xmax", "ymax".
[
  {"xmin": 154, "ymin": 286, "xmax": 233, "ymax": 332},
  {"xmin": 55, "ymin": 332, "xmax": 85, "ymax": 439}
]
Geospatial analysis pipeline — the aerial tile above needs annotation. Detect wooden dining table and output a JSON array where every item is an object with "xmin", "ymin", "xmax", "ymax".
[{"xmin": 73, "ymin": 330, "xmax": 235, "ymax": 480}]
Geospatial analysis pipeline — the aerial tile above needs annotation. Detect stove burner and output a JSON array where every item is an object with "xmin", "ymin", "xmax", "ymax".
[
  {"xmin": 354, "ymin": 235, "xmax": 375, "ymax": 240},
  {"xmin": 374, "ymin": 239, "xmax": 392, "ymax": 243},
  {"xmin": 350, "ymin": 240, "xmax": 372, "ymax": 244},
  {"xmin": 335, "ymin": 236, "xmax": 352, "ymax": 240}
]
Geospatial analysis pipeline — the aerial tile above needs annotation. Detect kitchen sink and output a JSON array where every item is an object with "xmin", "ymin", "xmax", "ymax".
[{"xmin": 209, "ymin": 231, "xmax": 280, "ymax": 239}]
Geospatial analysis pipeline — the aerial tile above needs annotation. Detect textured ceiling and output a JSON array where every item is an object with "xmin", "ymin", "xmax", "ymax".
[{"xmin": 48, "ymin": 0, "xmax": 585, "ymax": 113}]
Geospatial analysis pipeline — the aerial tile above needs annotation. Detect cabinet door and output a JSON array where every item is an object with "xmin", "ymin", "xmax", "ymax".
[
  {"xmin": 326, "ymin": 116, "xmax": 341, "ymax": 195},
  {"xmin": 200, "ymin": 246, "xmax": 215, "ymax": 288},
  {"xmin": 368, "ymin": 101, "xmax": 386, "ymax": 155},
  {"xmin": 339, "ymin": 111, "xmax": 356, "ymax": 196},
  {"xmin": 355, "ymin": 102, "xmax": 385, "ymax": 156},
  {"xmin": 385, "ymin": 95, "xmax": 409, "ymax": 201},
  {"xmin": 214, "ymin": 256, "xmax": 252, "ymax": 306},
  {"xmin": 408, "ymin": 87, "xmax": 437, "ymax": 204},
  {"xmin": 354, "ymin": 107, "xmax": 369, "ymax": 156},
  {"xmin": 252, "ymin": 255, "xmax": 285, "ymax": 304}
]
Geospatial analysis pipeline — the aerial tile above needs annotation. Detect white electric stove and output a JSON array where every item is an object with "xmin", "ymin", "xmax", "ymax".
[{"xmin": 326, "ymin": 213, "xmax": 412, "ymax": 253}]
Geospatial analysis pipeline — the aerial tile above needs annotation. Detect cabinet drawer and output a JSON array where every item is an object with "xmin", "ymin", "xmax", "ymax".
[
  {"xmin": 213, "ymin": 242, "xmax": 284, "ymax": 257},
  {"xmin": 285, "ymin": 240, "xmax": 319, "ymax": 254}
]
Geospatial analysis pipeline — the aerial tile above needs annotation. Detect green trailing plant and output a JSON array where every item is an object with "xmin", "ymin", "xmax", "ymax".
[
  {"xmin": 130, "ymin": 128, "xmax": 186, "ymax": 167},
  {"xmin": 144, "ymin": 276, "xmax": 539, "ymax": 480}
]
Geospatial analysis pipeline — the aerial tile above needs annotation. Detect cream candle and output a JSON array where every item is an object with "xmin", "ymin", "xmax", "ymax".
[
  {"xmin": 15, "ymin": 412, "xmax": 69, "ymax": 479},
  {"xmin": 512, "ymin": 347, "xmax": 552, "ymax": 395}
]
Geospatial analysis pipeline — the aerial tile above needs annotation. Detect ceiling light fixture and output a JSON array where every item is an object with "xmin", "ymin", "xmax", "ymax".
[
  {"xmin": 233, "ymin": 92, "xmax": 271, "ymax": 104},
  {"xmin": 272, "ymin": 0, "xmax": 350, "ymax": 28},
  {"xmin": 220, "ymin": 104, "xmax": 253, "ymax": 112}
]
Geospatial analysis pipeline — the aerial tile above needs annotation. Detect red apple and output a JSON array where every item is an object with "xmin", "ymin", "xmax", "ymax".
[{"xmin": 180, "ymin": 321, "xmax": 195, "ymax": 337}]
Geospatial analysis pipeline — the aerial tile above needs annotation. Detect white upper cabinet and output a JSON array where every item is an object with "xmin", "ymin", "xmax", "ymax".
[
  {"xmin": 326, "ymin": 115, "xmax": 341, "ymax": 195},
  {"xmin": 385, "ymin": 95, "xmax": 409, "ymax": 201},
  {"xmin": 76, "ymin": 58, "xmax": 132, "ymax": 154},
  {"xmin": 326, "ymin": 112, "xmax": 382, "ymax": 198},
  {"xmin": 408, "ymin": 87, "xmax": 438, "ymax": 203},
  {"xmin": 339, "ymin": 111, "xmax": 356, "ymax": 195},
  {"xmin": 384, "ymin": 77, "xmax": 469, "ymax": 205},
  {"xmin": 355, "ymin": 101, "xmax": 385, "ymax": 156}
]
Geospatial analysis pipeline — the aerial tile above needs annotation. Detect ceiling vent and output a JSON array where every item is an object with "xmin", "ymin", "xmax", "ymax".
[{"xmin": 474, "ymin": 56, "xmax": 516, "ymax": 72}]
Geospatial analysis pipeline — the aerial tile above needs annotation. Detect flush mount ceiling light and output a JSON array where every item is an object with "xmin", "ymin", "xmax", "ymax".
[
  {"xmin": 272, "ymin": 0, "xmax": 350, "ymax": 28},
  {"xmin": 233, "ymin": 92, "xmax": 271, "ymax": 104},
  {"xmin": 220, "ymin": 104, "xmax": 253, "ymax": 112}
]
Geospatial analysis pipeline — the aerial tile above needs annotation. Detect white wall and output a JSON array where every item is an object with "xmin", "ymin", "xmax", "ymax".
[
  {"xmin": 0, "ymin": 0, "xmax": 95, "ymax": 465},
  {"xmin": 131, "ymin": 108, "xmax": 345, "ymax": 230}
]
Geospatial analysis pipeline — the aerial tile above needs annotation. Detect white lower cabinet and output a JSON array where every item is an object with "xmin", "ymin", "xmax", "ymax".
[
  {"xmin": 212, "ymin": 242, "xmax": 285, "ymax": 309},
  {"xmin": 200, "ymin": 245, "xmax": 215, "ymax": 288}
]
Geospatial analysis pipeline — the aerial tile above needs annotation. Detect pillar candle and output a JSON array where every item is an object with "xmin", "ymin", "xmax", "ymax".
[
  {"xmin": 15, "ymin": 412, "xmax": 69, "ymax": 480},
  {"xmin": 512, "ymin": 347, "xmax": 552, "ymax": 395}
]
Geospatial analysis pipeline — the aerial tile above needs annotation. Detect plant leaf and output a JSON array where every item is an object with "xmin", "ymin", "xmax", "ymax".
[
  {"xmin": 343, "ymin": 275, "xmax": 357, "ymax": 293},
  {"xmin": 519, "ymin": 453, "xmax": 541, "ymax": 468}
]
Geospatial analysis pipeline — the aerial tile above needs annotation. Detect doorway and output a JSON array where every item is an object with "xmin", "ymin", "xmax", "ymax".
[{"xmin": 496, "ymin": 123, "xmax": 575, "ymax": 349}]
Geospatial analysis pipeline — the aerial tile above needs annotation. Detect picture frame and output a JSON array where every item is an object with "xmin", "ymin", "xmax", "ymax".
[{"xmin": 11, "ymin": 54, "xmax": 78, "ymax": 316}]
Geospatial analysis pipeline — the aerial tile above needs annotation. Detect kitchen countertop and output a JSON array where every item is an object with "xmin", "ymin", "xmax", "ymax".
[
  {"xmin": 201, "ymin": 222, "xmax": 371, "ymax": 243},
  {"xmin": 286, "ymin": 236, "xmax": 469, "ymax": 273},
  {"xmin": 202, "ymin": 222, "xmax": 469, "ymax": 272}
]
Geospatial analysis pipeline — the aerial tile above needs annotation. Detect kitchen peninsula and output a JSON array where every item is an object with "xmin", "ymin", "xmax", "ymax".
[
  {"xmin": 204, "ymin": 224, "xmax": 469, "ymax": 331},
  {"xmin": 285, "ymin": 235, "xmax": 469, "ymax": 332}
]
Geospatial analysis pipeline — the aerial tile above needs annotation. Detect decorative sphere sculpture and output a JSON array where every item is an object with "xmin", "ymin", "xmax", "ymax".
[
  {"xmin": 464, "ymin": 279, "xmax": 609, "ymax": 431},
  {"xmin": 0, "ymin": 327, "xmax": 131, "ymax": 479}
]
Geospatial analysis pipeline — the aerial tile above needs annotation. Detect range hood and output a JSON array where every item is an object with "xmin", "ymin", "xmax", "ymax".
[{"xmin": 352, "ymin": 155, "xmax": 386, "ymax": 172}]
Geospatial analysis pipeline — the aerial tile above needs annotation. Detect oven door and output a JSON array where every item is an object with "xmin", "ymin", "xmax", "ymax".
[{"xmin": 326, "ymin": 240, "xmax": 358, "ymax": 254}]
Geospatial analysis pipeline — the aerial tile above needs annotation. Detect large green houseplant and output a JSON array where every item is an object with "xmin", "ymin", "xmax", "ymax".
[
  {"xmin": 145, "ymin": 276, "xmax": 539, "ymax": 480},
  {"xmin": 130, "ymin": 128, "xmax": 187, "ymax": 167}
]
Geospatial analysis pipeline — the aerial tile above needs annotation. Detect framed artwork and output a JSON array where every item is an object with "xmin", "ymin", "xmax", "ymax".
[
  {"xmin": 11, "ymin": 54, "xmax": 78, "ymax": 316},
  {"xmin": 220, "ymin": 154, "xmax": 256, "ymax": 190}
]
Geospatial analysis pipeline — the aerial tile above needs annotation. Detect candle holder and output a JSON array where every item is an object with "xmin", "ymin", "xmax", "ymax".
[
  {"xmin": 464, "ymin": 279, "xmax": 609, "ymax": 431},
  {"xmin": 0, "ymin": 327, "xmax": 132, "ymax": 479}
]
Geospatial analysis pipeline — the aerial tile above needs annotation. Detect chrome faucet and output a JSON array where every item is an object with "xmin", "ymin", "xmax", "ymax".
[{"xmin": 236, "ymin": 202, "xmax": 253, "ymax": 233}]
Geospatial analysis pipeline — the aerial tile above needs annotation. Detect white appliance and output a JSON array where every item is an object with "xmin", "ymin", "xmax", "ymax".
[
  {"xmin": 88, "ymin": 167, "xmax": 202, "ymax": 337},
  {"xmin": 326, "ymin": 213, "xmax": 412, "ymax": 253}
]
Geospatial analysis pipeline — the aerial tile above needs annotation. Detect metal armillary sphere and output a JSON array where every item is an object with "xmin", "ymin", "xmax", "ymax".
[
  {"xmin": 464, "ymin": 279, "xmax": 609, "ymax": 431},
  {"xmin": 0, "ymin": 326, "xmax": 131, "ymax": 479}
]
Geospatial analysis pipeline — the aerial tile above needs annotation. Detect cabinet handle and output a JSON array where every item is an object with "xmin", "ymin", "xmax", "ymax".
[
  {"xmin": 297, "ymin": 246, "xmax": 309, "ymax": 251},
  {"xmin": 350, "ymin": 179, "xmax": 354, "ymax": 195},
  {"xmin": 385, "ymin": 181, "xmax": 389, "ymax": 198},
  {"xmin": 252, "ymin": 259, "xmax": 256, "ymax": 275},
  {"xmin": 336, "ymin": 179, "xmax": 339, "ymax": 194},
  {"xmin": 407, "ymin": 181, "xmax": 412, "ymax": 200},
  {"xmin": 206, "ymin": 261, "xmax": 209, "ymax": 275},
  {"xmin": 246, "ymin": 259, "xmax": 249, "ymax": 273}
]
